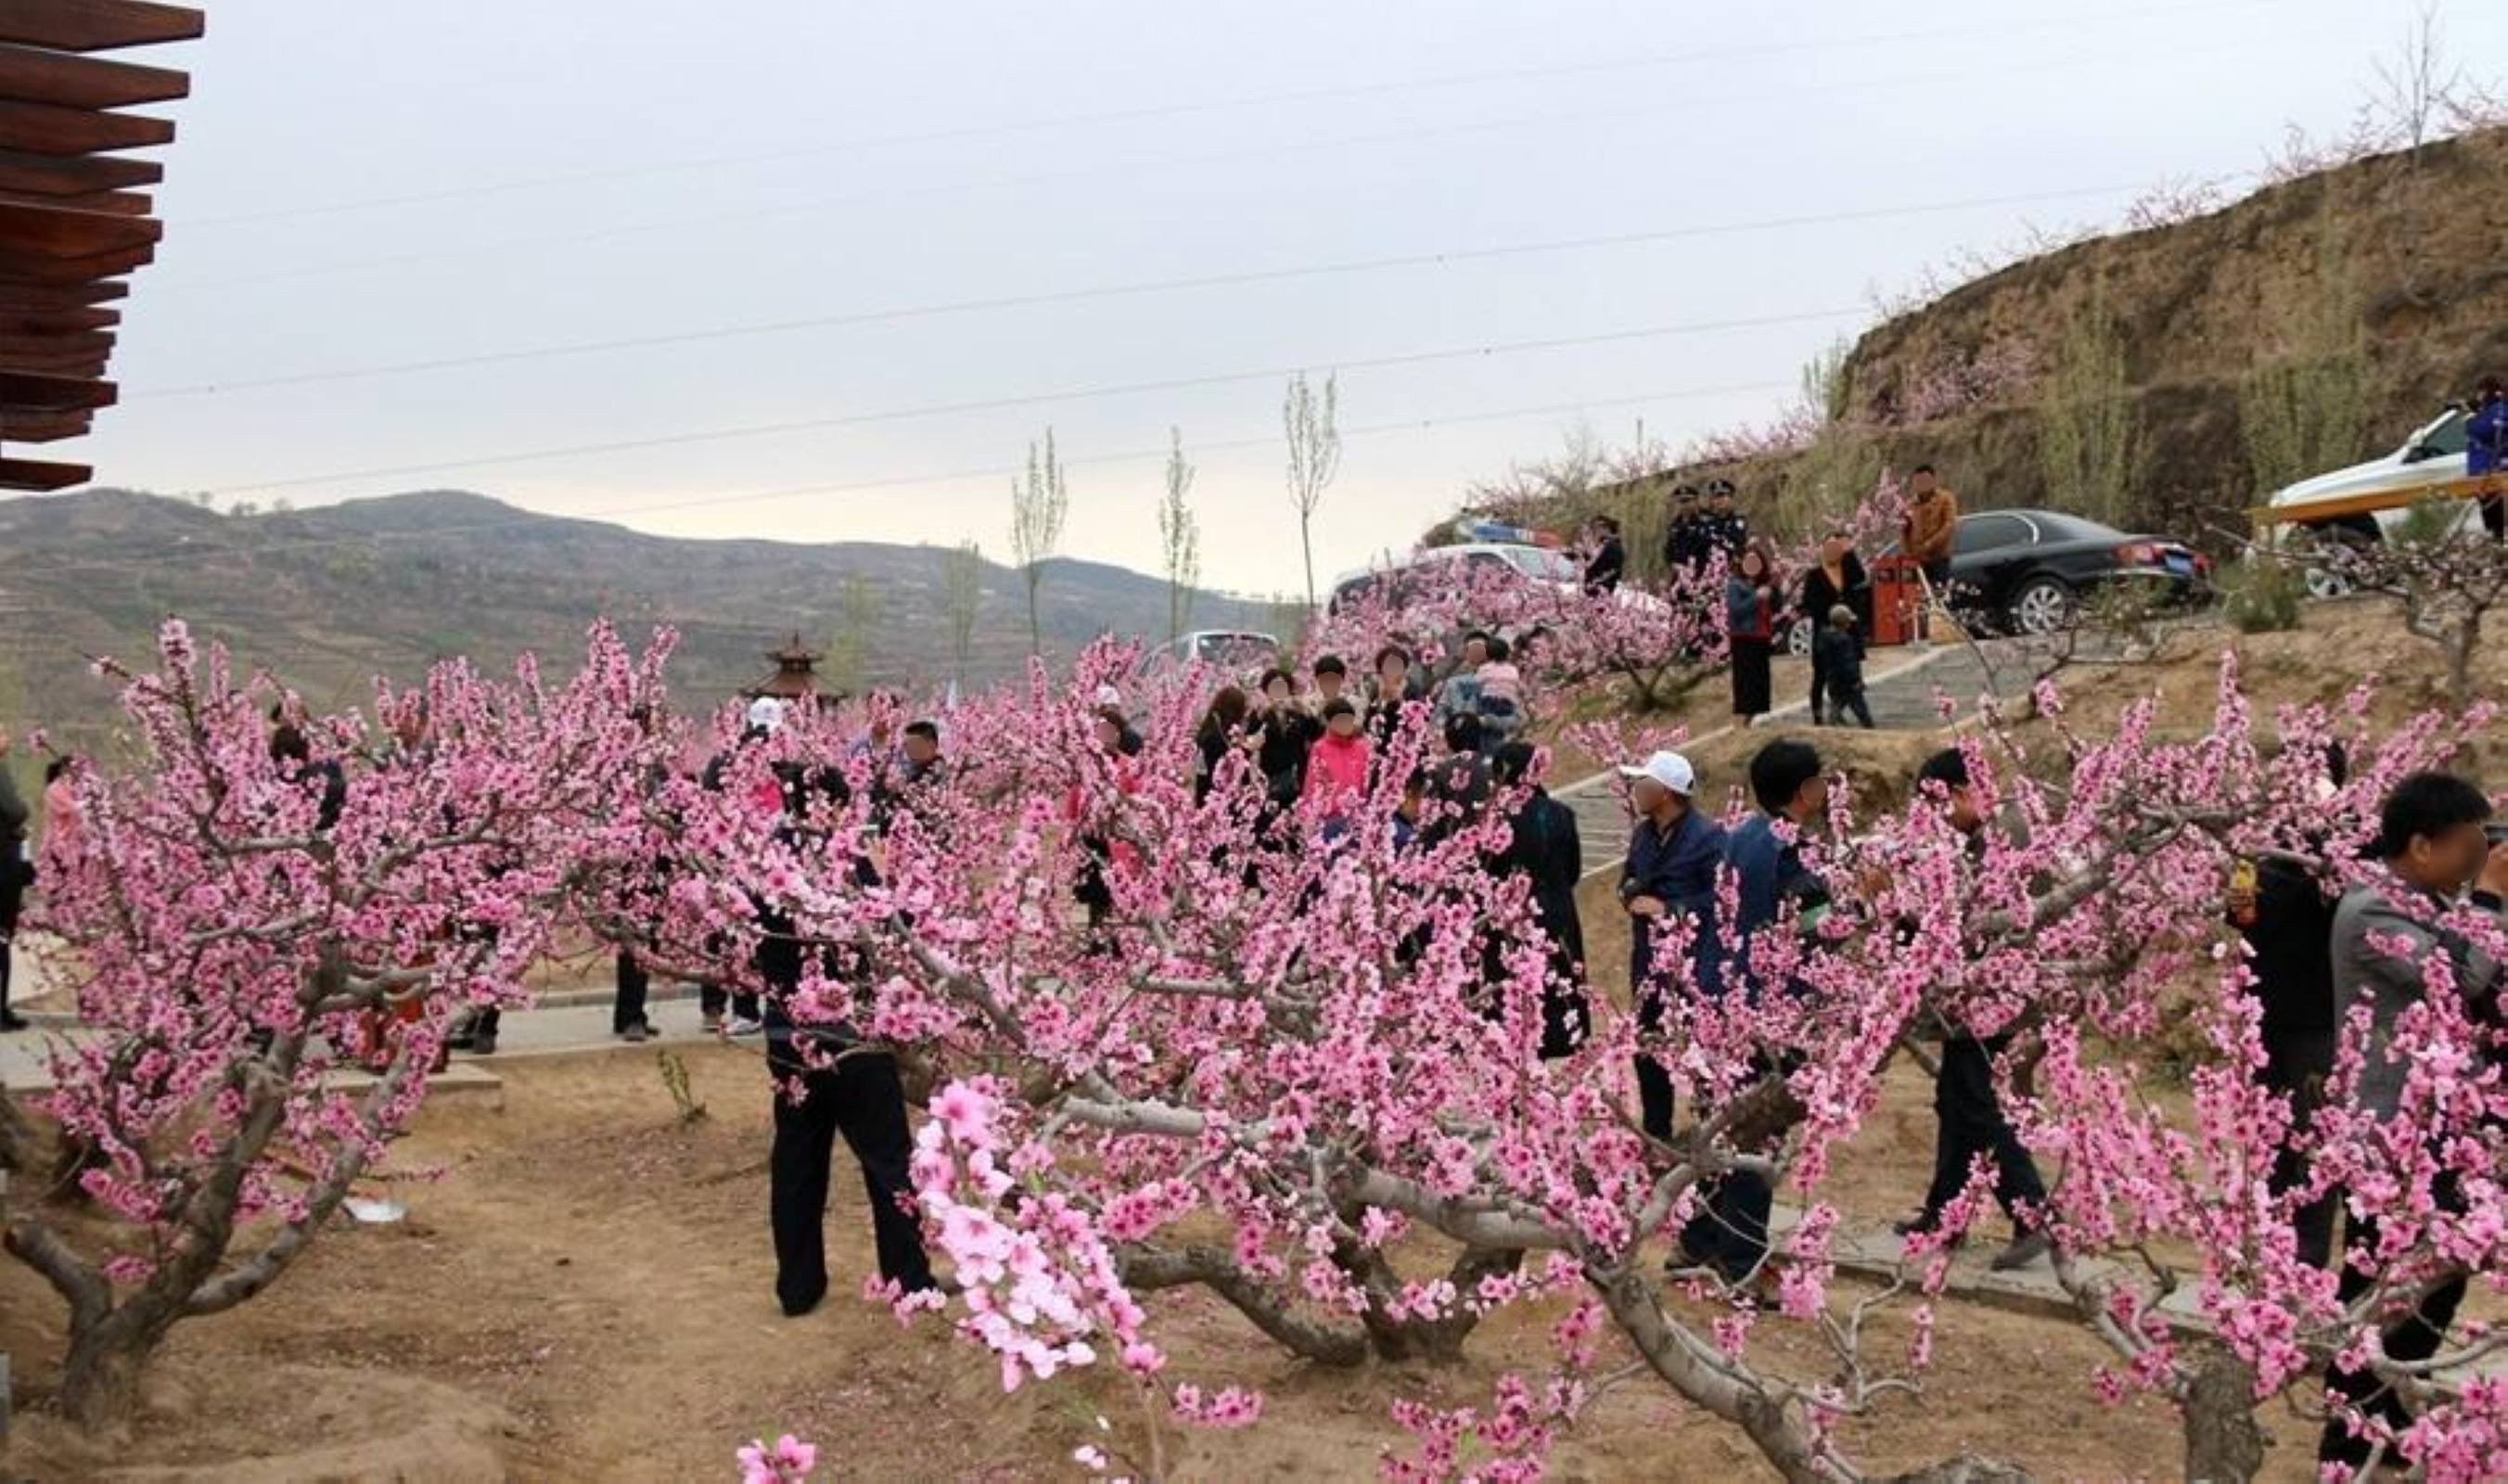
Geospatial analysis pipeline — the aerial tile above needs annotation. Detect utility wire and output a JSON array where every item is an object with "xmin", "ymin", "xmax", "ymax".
[
  {"xmin": 195, "ymin": 310, "xmax": 1858, "ymax": 495},
  {"xmin": 129, "ymin": 186, "xmax": 2139, "ymax": 399}
]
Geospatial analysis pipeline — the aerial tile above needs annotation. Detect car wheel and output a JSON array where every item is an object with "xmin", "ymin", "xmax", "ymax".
[
  {"xmin": 1785, "ymin": 616, "xmax": 1812, "ymax": 658},
  {"xmin": 2008, "ymin": 575, "xmax": 2074, "ymax": 636}
]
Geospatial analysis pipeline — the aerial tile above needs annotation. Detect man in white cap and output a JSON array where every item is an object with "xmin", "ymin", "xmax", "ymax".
[
  {"xmin": 1615, "ymin": 750, "xmax": 1726, "ymax": 1151},
  {"xmin": 1092, "ymin": 684, "xmax": 1144, "ymax": 756}
]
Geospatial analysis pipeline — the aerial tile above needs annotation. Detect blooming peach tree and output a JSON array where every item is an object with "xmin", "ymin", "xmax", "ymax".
[{"xmin": 6, "ymin": 620, "xmax": 671, "ymax": 1425}]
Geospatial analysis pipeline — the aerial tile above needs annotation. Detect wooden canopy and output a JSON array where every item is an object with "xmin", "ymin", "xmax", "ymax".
[{"xmin": 0, "ymin": 0, "xmax": 199, "ymax": 492}]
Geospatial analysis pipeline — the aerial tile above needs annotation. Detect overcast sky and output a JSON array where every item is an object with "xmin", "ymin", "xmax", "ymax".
[{"xmin": 66, "ymin": 0, "xmax": 2508, "ymax": 596}]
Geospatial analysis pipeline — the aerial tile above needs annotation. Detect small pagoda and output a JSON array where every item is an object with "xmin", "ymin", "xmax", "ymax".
[{"xmin": 749, "ymin": 633, "xmax": 843, "ymax": 710}]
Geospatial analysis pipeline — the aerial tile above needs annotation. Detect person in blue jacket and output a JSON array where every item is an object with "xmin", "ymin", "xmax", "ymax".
[
  {"xmin": 1676, "ymin": 738, "xmax": 1832, "ymax": 1285},
  {"xmin": 2468, "ymin": 376, "xmax": 2505, "ymax": 540},
  {"xmin": 1615, "ymin": 749, "xmax": 1724, "ymax": 1146}
]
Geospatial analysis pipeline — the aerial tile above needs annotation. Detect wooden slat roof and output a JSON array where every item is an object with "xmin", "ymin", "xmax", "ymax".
[{"xmin": 0, "ymin": 0, "xmax": 194, "ymax": 491}]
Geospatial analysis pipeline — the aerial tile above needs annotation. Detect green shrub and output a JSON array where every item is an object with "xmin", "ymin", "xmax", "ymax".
[{"xmin": 2221, "ymin": 556, "xmax": 2304, "ymax": 633}]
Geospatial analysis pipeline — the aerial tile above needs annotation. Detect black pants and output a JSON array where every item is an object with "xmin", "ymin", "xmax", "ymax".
[
  {"xmin": 1919, "ymin": 1034, "xmax": 2047, "ymax": 1231},
  {"xmin": 768, "ymin": 1038, "xmax": 935, "ymax": 1315},
  {"xmin": 2262, "ymin": 1025, "xmax": 2337, "ymax": 1270},
  {"xmin": 1633, "ymin": 983, "xmax": 1674, "ymax": 1141},
  {"xmin": 700, "ymin": 983, "xmax": 760, "ymax": 1023},
  {"xmin": 2321, "ymin": 1196, "xmax": 2468, "ymax": 1465},
  {"xmin": 614, "ymin": 948, "xmax": 651, "ymax": 1034},
  {"xmin": 1730, "ymin": 638, "xmax": 1772, "ymax": 716},
  {"xmin": 1825, "ymin": 684, "xmax": 1874, "ymax": 729},
  {"xmin": 1675, "ymin": 1050, "xmax": 1779, "ymax": 1281}
]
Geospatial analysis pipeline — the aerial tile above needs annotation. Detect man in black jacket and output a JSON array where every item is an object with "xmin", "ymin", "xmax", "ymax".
[
  {"xmin": 758, "ymin": 763, "xmax": 940, "ymax": 1317},
  {"xmin": 1582, "ymin": 516, "xmax": 1627, "ymax": 595},
  {"xmin": 1493, "ymin": 743, "xmax": 1587, "ymax": 1057},
  {"xmin": 1661, "ymin": 484, "xmax": 1706, "ymax": 572},
  {"xmin": 1900, "ymin": 748, "xmax": 2052, "ymax": 1273},
  {"xmin": 2226, "ymin": 745, "xmax": 2348, "ymax": 1270}
]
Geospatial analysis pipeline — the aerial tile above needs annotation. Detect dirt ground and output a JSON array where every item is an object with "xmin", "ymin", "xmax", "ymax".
[{"xmin": 2, "ymin": 1045, "xmax": 2345, "ymax": 1484}]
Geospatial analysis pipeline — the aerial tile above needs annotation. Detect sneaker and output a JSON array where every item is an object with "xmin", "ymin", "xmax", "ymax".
[
  {"xmin": 1989, "ymin": 1232, "xmax": 2052, "ymax": 1273},
  {"xmin": 0, "ymin": 1011, "xmax": 29, "ymax": 1033},
  {"xmin": 701, "ymin": 1012, "xmax": 723, "ymax": 1033},
  {"xmin": 726, "ymin": 1017, "xmax": 763, "ymax": 1039},
  {"xmin": 622, "ymin": 1023, "xmax": 649, "ymax": 1044}
]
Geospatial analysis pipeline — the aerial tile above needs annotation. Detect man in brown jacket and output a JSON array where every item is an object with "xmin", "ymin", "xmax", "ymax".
[{"xmin": 1903, "ymin": 465, "xmax": 1959, "ymax": 583}]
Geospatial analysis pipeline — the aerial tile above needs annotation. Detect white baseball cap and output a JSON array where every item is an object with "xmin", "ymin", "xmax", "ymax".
[
  {"xmin": 1092, "ymin": 684, "xmax": 1125, "ymax": 710},
  {"xmin": 1618, "ymin": 749, "xmax": 1695, "ymax": 796},
  {"xmin": 746, "ymin": 697, "xmax": 788, "ymax": 734}
]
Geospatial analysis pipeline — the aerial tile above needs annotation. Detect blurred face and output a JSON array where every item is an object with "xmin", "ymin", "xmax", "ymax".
[
  {"xmin": 1741, "ymin": 551, "xmax": 1767, "ymax": 581},
  {"xmin": 1913, "ymin": 469, "xmax": 1938, "ymax": 497},
  {"xmin": 1464, "ymin": 638, "xmax": 1490, "ymax": 667},
  {"xmin": 1264, "ymin": 677, "xmax": 1292, "ymax": 705},
  {"xmin": 1378, "ymin": 656, "xmax": 1406, "ymax": 689},
  {"xmin": 1328, "ymin": 710, "xmax": 1361, "ymax": 739},
  {"xmin": 1317, "ymin": 670, "xmax": 1345, "ymax": 700},
  {"xmin": 1822, "ymin": 534, "xmax": 1849, "ymax": 565},
  {"xmin": 1794, "ymin": 774, "xmax": 1832, "ymax": 821},
  {"xmin": 2401, "ymin": 821, "xmax": 2491, "ymax": 895},
  {"xmin": 1943, "ymin": 784, "xmax": 1982, "ymax": 835},
  {"xmin": 1631, "ymin": 776, "xmax": 1668, "ymax": 815},
  {"xmin": 904, "ymin": 733, "xmax": 939, "ymax": 765},
  {"xmin": 1093, "ymin": 717, "xmax": 1121, "ymax": 751}
]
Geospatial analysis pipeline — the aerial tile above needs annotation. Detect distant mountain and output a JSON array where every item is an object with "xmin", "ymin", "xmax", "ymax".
[{"xmin": 0, "ymin": 488, "xmax": 1273, "ymax": 741}]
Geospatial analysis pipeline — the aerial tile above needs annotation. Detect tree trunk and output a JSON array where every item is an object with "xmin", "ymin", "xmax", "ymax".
[
  {"xmin": 56, "ymin": 1311, "xmax": 162, "ymax": 1430},
  {"xmin": 2182, "ymin": 1348, "xmax": 2269, "ymax": 1484},
  {"xmin": 1117, "ymin": 1244, "xmax": 1368, "ymax": 1367},
  {"xmin": 2444, "ymin": 620, "xmax": 2476, "ymax": 714}
]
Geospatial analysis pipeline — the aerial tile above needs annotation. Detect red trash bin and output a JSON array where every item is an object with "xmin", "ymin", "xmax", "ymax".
[{"xmin": 1870, "ymin": 556, "xmax": 1921, "ymax": 647}]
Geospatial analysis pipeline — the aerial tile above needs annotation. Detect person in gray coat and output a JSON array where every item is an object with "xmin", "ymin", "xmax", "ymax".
[{"xmin": 2318, "ymin": 772, "xmax": 2508, "ymax": 1470}]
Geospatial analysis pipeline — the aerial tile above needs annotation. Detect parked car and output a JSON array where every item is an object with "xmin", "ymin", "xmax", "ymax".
[
  {"xmin": 2265, "ymin": 404, "xmax": 2484, "ymax": 597},
  {"xmin": 1934, "ymin": 508, "xmax": 2212, "ymax": 635},
  {"xmin": 1325, "ymin": 543, "xmax": 1584, "ymax": 617},
  {"xmin": 1786, "ymin": 509, "xmax": 2210, "ymax": 649},
  {"xmin": 1154, "ymin": 630, "xmax": 1281, "ymax": 672}
]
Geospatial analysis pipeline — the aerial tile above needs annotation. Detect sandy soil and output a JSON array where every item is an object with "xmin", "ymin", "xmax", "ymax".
[{"xmin": 2, "ymin": 1046, "xmax": 2340, "ymax": 1483}]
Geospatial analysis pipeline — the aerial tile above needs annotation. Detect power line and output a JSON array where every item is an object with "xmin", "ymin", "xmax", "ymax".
[
  {"xmin": 164, "ymin": 0, "xmax": 2270, "ymax": 233},
  {"xmin": 127, "ymin": 186, "xmax": 2141, "ymax": 399},
  {"xmin": 18, "ymin": 377, "xmax": 1793, "ymax": 582},
  {"xmin": 196, "ymin": 309, "xmax": 1860, "ymax": 495}
]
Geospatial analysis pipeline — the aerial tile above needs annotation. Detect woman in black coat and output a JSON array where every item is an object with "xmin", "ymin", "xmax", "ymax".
[
  {"xmin": 1798, "ymin": 531, "xmax": 1871, "ymax": 723},
  {"xmin": 1492, "ymin": 743, "xmax": 1588, "ymax": 1059}
]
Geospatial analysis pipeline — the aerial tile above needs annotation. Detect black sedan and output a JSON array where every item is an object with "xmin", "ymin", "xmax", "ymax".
[{"xmin": 1934, "ymin": 508, "xmax": 2211, "ymax": 636}]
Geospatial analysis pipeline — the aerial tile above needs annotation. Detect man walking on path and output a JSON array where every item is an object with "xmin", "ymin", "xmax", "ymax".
[
  {"xmin": 1898, "ymin": 748, "xmax": 2053, "ymax": 1273},
  {"xmin": 1615, "ymin": 750, "xmax": 1723, "ymax": 1147},
  {"xmin": 2318, "ymin": 773, "xmax": 2508, "ymax": 1469}
]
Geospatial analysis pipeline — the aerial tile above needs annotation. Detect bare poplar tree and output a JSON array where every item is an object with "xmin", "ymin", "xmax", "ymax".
[
  {"xmin": 825, "ymin": 575, "xmax": 882, "ymax": 697},
  {"xmin": 1008, "ymin": 429, "xmax": 1069, "ymax": 657},
  {"xmin": 1158, "ymin": 428, "xmax": 1200, "ymax": 645},
  {"xmin": 1284, "ymin": 373, "xmax": 1341, "ymax": 610},
  {"xmin": 940, "ymin": 541, "xmax": 984, "ymax": 686}
]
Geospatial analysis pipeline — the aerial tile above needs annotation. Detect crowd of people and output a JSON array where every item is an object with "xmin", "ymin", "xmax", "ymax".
[{"xmin": 1609, "ymin": 728, "xmax": 2506, "ymax": 1467}]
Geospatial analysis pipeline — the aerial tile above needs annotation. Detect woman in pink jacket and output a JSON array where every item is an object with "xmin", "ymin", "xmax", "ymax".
[{"xmin": 1301, "ymin": 699, "xmax": 1374, "ymax": 840}]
